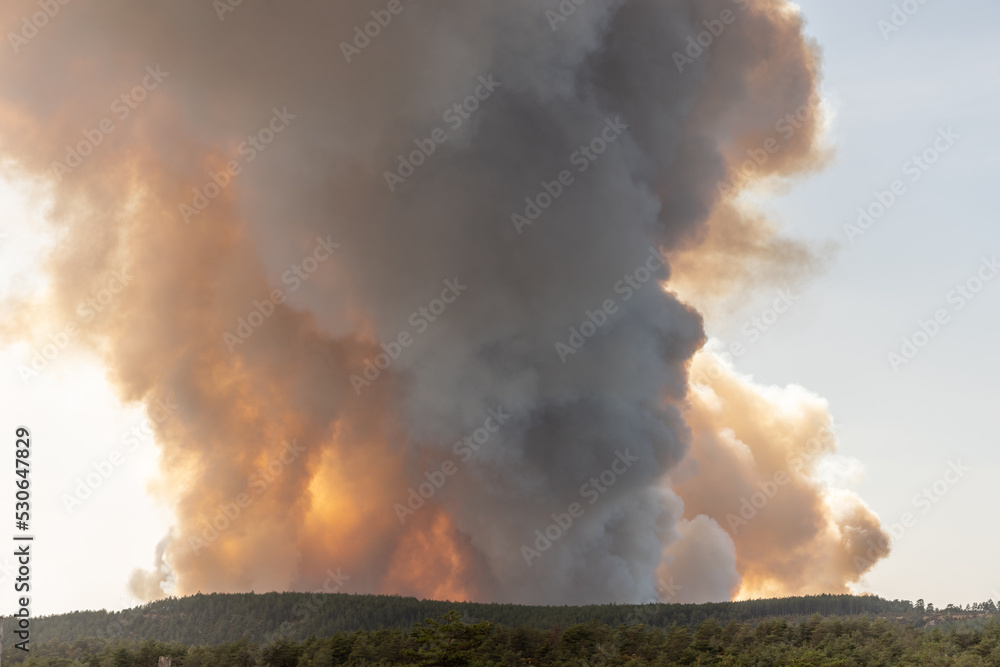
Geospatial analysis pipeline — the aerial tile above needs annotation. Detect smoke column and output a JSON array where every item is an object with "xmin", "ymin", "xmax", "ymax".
[
  {"xmin": 0, "ymin": 0, "xmax": 888, "ymax": 604},
  {"xmin": 664, "ymin": 350, "xmax": 890, "ymax": 601}
]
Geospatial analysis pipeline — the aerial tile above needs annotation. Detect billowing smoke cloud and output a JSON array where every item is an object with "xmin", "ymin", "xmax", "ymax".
[
  {"xmin": 657, "ymin": 516, "xmax": 741, "ymax": 603},
  {"xmin": 667, "ymin": 349, "xmax": 890, "ymax": 598},
  {"xmin": 0, "ymin": 0, "xmax": 885, "ymax": 605}
]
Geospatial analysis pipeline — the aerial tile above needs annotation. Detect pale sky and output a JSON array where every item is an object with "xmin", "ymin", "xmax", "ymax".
[
  {"xmin": 721, "ymin": 0, "xmax": 1000, "ymax": 608},
  {"xmin": 1, "ymin": 0, "xmax": 999, "ymax": 615},
  {"xmin": 1, "ymin": 174, "xmax": 171, "ymax": 615}
]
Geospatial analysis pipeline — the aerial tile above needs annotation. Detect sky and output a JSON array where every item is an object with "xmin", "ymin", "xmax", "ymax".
[
  {"xmin": 0, "ymin": 0, "xmax": 998, "ymax": 616},
  {"xmin": 718, "ymin": 0, "xmax": 1000, "ymax": 608},
  {"xmin": 0, "ymin": 175, "xmax": 171, "ymax": 615}
]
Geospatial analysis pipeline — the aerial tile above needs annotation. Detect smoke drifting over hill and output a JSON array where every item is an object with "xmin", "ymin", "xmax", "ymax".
[{"xmin": 0, "ymin": 0, "xmax": 887, "ymax": 604}]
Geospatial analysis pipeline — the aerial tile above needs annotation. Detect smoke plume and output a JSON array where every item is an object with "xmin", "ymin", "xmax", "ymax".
[
  {"xmin": 0, "ymin": 0, "xmax": 888, "ymax": 604},
  {"xmin": 667, "ymin": 350, "xmax": 890, "ymax": 599}
]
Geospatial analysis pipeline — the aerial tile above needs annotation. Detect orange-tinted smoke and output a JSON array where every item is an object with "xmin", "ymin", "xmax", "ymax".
[
  {"xmin": 0, "ymin": 0, "xmax": 875, "ymax": 607},
  {"xmin": 662, "ymin": 1, "xmax": 834, "ymax": 315},
  {"xmin": 666, "ymin": 350, "xmax": 890, "ymax": 599}
]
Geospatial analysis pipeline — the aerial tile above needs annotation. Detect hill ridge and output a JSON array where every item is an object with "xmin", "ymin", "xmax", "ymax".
[{"xmin": 7, "ymin": 591, "xmax": 916, "ymax": 646}]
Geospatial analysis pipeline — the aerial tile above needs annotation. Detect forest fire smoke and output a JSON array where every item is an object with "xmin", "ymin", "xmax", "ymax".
[
  {"xmin": 0, "ymin": 0, "xmax": 888, "ymax": 604},
  {"xmin": 664, "ymin": 350, "xmax": 890, "ymax": 601}
]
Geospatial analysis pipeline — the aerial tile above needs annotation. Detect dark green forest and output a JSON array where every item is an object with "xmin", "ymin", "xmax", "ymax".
[
  {"xmin": 1, "ymin": 592, "xmax": 925, "ymax": 645},
  {"xmin": 4, "ymin": 593, "xmax": 999, "ymax": 666}
]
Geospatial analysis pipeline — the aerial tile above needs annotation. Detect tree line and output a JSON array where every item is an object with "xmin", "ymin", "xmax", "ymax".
[
  {"xmin": 6, "ymin": 611, "xmax": 1000, "ymax": 666},
  {"xmin": 4, "ymin": 592, "xmax": 999, "ymax": 665},
  {"xmin": 2, "ymin": 592, "xmax": 928, "ymax": 647}
]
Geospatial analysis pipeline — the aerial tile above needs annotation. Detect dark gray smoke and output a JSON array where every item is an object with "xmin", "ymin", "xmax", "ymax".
[{"xmin": 0, "ymin": 0, "xmax": 829, "ymax": 604}]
